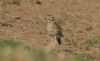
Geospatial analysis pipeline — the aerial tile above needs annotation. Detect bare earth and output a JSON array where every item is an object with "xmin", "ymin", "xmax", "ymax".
[{"xmin": 0, "ymin": 0, "xmax": 100, "ymax": 61}]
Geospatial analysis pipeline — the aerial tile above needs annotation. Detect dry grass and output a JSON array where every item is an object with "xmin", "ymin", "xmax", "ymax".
[{"xmin": 0, "ymin": 39, "xmax": 96, "ymax": 61}]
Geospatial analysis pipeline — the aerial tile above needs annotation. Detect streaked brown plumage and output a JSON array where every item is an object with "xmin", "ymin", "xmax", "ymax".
[{"xmin": 45, "ymin": 15, "xmax": 63, "ymax": 45}]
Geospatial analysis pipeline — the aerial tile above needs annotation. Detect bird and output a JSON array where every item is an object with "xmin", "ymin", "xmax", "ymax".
[{"xmin": 45, "ymin": 15, "xmax": 63, "ymax": 45}]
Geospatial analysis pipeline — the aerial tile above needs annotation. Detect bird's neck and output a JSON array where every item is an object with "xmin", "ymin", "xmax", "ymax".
[{"xmin": 47, "ymin": 19, "xmax": 53, "ymax": 23}]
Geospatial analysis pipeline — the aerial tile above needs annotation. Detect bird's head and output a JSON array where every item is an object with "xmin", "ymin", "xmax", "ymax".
[{"xmin": 44, "ymin": 15, "xmax": 54, "ymax": 20}]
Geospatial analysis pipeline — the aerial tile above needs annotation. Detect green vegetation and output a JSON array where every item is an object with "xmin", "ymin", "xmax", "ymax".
[
  {"xmin": 80, "ymin": 36, "xmax": 100, "ymax": 50},
  {"xmin": 0, "ymin": 39, "xmax": 56, "ymax": 61},
  {"xmin": 83, "ymin": 36, "xmax": 100, "ymax": 46},
  {"xmin": 0, "ymin": 39, "xmax": 22, "ymax": 48},
  {"xmin": 6, "ymin": 0, "xmax": 21, "ymax": 5},
  {"xmin": 0, "ymin": 39, "xmax": 96, "ymax": 61},
  {"xmin": 73, "ymin": 54, "xmax": 93, "ymax": 61},
  {"xmin": 0, "ymin": 39, "xmax": 46, "ymax": 61}
]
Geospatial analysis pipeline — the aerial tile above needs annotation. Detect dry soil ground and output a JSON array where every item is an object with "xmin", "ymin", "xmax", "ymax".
[{"xmin": 0, "ymin": 0, "xmax": 100, "ymax": 61}]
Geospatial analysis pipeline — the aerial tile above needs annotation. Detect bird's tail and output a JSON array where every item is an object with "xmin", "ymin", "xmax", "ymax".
[{"xmin": 56, "ymin": 36, "xmax": 61, "ymax": 45}]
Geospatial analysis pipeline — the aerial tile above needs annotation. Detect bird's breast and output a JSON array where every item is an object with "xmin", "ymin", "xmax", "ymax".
[{"xmin": 46, "ymin": 22, "xmax": 57, "ymax": 36}]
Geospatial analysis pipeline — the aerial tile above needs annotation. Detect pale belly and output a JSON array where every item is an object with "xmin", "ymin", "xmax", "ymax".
[{"xmin": 46, "ymin": 23, "xmax": 57, "ymax": 36}]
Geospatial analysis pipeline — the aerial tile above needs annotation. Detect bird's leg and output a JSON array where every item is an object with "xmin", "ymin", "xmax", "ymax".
[
  {"xmin": 45, "ymin": 35, "xmax": 59, "ymax": 52},
  {"xmin": 50, "ymin": 36, "xmax": 58, "ymax": 49},
  {"xmin": 50, "ymin": 37, "xmax": 55, "ymax": 47},
  {"xmin": 47, "ymin": 36, "xmax": 56, "ymax": 51},
  {"xmin": 45, "ymin": 36, "xmax": 56, "ymax": 52}
]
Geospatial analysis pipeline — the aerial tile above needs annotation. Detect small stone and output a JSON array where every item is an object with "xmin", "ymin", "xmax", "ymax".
[
  {"xmin": 36, "ymin": 1, "xmax": 42, "ymax": 5},
  {"xmin": 14, "ymin": 17, "xmax": 21, "ymax": 19}
]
